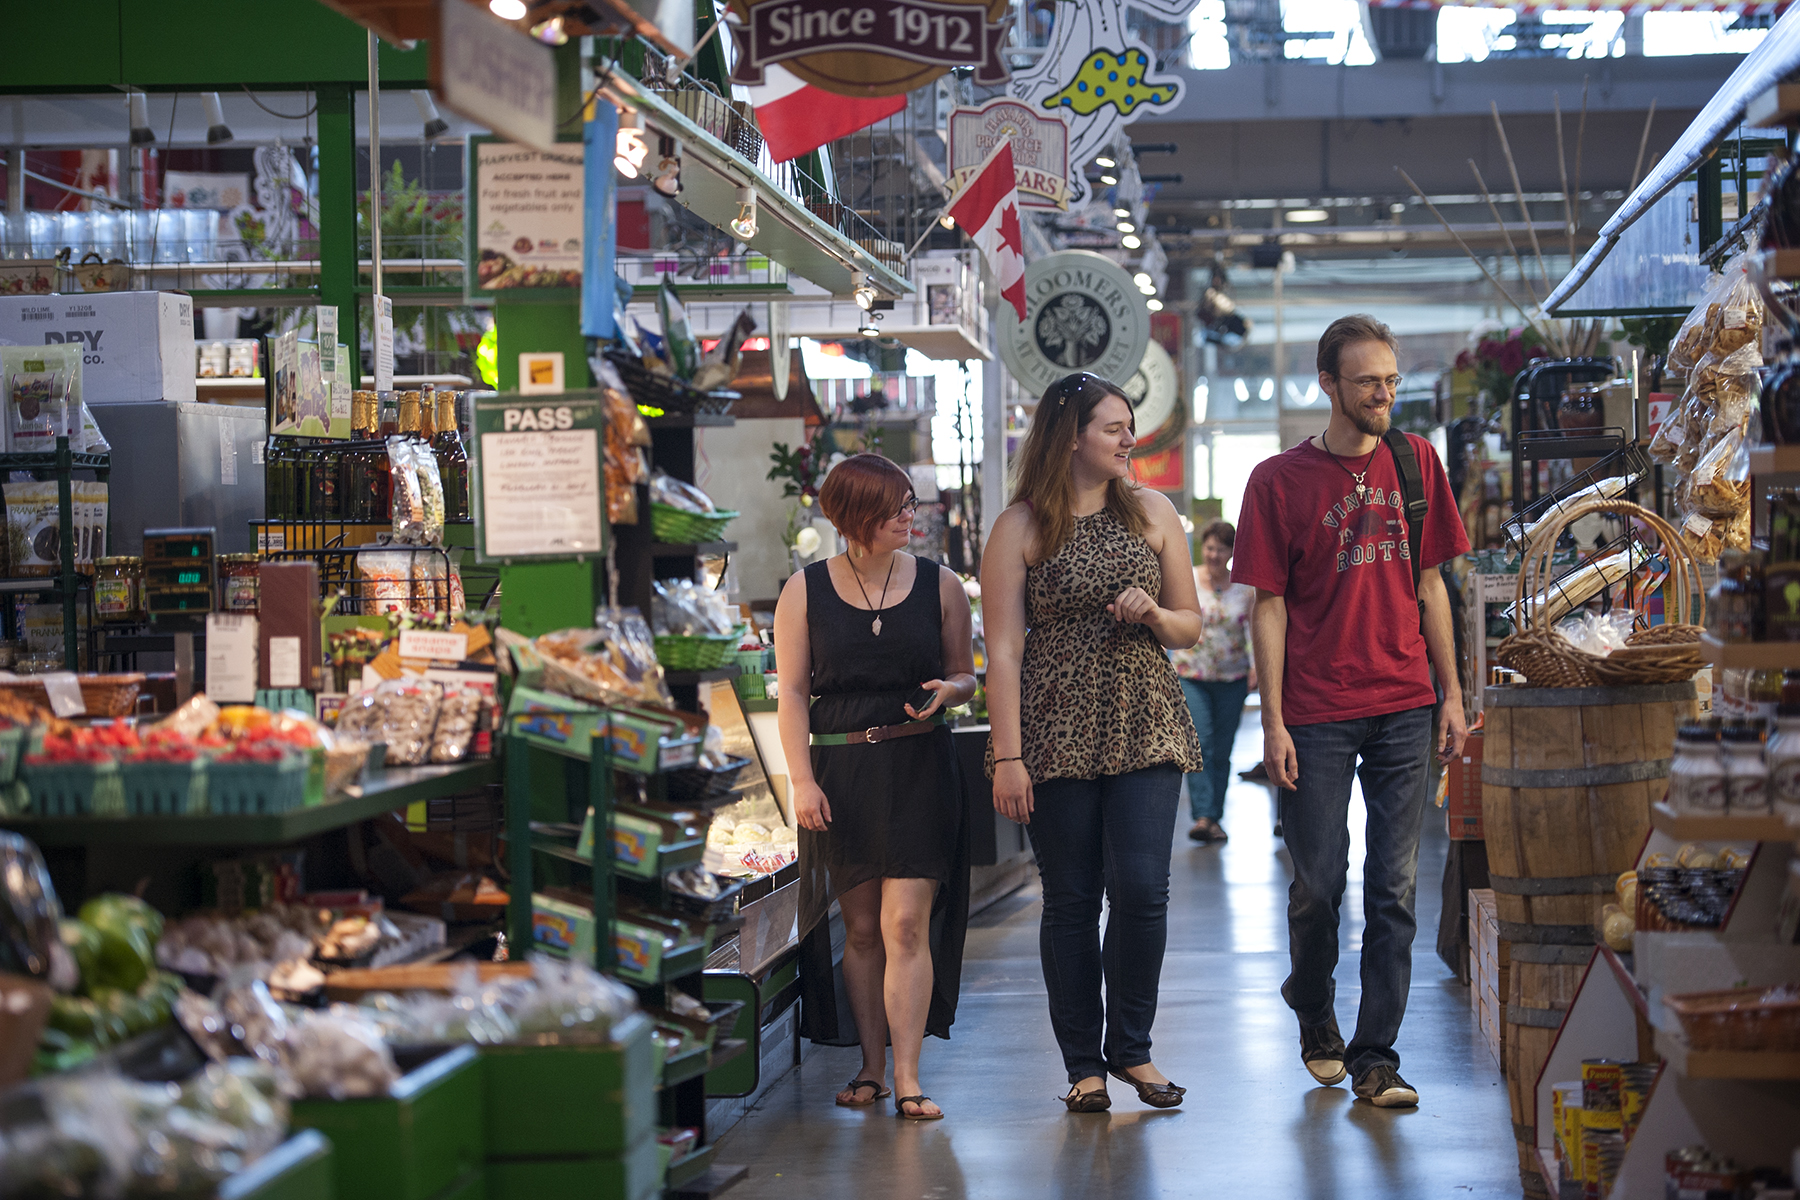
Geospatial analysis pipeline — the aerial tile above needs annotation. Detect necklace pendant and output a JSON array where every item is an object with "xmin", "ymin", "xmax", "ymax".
[
  {"xmin": 871, "ymin": 616, "xmax": 882, "ymax": 637},
  {"xmin": 1356, "ymin": 483, "xmax": 1368, "ymax": 501}
]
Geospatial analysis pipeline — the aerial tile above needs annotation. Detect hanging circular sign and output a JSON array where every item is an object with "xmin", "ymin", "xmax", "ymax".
[
  {"xmin": 1123, "ymin": 339, "xmax": 1178, "ymax": 447},
  {"xmin": 768, "ymin": 301, "xmax": 791, "ymax": 402},
  {"xmin": 997, "ymin": 250, "xmax": 1150, "ymax": 400}
]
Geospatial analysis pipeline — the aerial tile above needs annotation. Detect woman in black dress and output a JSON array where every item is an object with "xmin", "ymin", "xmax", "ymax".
[{"xmin": 774, "ymin": 453, "xmax": 976, "ymax": 1121}]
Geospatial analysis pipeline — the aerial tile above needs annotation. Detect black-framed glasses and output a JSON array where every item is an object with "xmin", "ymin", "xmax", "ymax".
[{"xmin": 893, "ymin": 495, "xmax": 919, "ymax": 521}]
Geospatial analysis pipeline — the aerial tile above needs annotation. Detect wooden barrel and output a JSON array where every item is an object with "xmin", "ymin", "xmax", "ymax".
[{"xmin": 1481, "ymin": 679, "xmax": 1697, "ymax": 1199}]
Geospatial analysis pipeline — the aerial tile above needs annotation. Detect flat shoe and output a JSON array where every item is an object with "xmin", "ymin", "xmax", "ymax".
[
  {"xmin": 835, "ymin": 1078, "xmax": 891, "ymax": 1107},
  {"xmin": 1059, "ymin": 1084, "xmax": 1111, "ymax": 1113},
  {"xmin": 894, "ymin": 1094, "xmax": 944, "ymax": 1120},
  {"xmin": 1186, "ymin": 823, "xmax": 1213, "ymax": 844},
  {"xmin": 1106, "ymin": 1065, "xmax": 1186, "ymax": 1109}
]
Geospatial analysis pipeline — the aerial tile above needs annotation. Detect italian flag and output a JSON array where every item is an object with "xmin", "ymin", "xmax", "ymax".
[
  {"xmin": 947, "ymin": 140, "xmax": 1027, "ymax": 322},
  {"xmin": 744, "ymin": 64, "xmax": 906, "ymax": 164}
]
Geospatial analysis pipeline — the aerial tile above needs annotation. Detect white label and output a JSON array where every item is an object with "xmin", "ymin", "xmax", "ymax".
[
  {"xmin": 257, "ymin": 529, "xmax": 286, "ymax": 551},
  {"xmin": 1684, "ymin": 512, "xmax": 1714, "ymax": 537},
  {"xmin": 269, "ymin": 634, "xmax": 302, "ymax": 689},
  {"xmin": 1723, "ymin": 306, "xmax": 1749, "ymax": 330},
  {"xmin": 332, "ymin": 344, "xmax": 352, "ymax": 423},
  {"xmin": 1667, "ymin": 421, "xmax": 1687, "ymax": 447},
  {"xmin": 220, "ymin": 424, "xmax": 237, "ymax": 485},
  {"xmin": 205, "ymin": 613, "xmax": 259, "ymax": 703},
  {"xmin": 250, "ymin": 441, "xmax": 265, "ymax": 465},
  {"xmin": 518, "ymin": 351, "xmax": 565, "ymax": 395},
  {"xmin": 398, "ymin": 629, "xmax": 470, "ymax": 662},
  {"xmin": 39, "ymin": 671, "xmax": 86, "ymax": 717},
  {"xmin": 1728, "ymin": 773, "xmax": 1770, "ymax": 814},
  {"xmin": 374, "ymin": 295, "xmax": 394, "ymax": 393},
  {"xmin": 480, "ymin": 428, "xmax": 603, "ymax": 558}
]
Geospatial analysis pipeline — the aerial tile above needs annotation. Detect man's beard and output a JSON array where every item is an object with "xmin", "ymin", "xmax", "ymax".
[{"xmin": 1339, "ymin": 394, "xmax": 1392, "ymax": 438}]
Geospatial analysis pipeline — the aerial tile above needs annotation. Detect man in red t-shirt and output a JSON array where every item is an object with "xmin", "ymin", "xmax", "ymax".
[{"xmin": 1232, "ymin": 314, "xmax": 1469, "ymax": 1108}]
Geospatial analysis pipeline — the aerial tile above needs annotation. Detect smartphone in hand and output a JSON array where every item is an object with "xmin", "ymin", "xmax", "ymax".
[{"xmin": 906, "ymin": 685, "xmax": 937, "ymax": 716}]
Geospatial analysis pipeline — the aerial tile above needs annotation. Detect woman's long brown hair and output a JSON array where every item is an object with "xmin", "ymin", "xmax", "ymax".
[{"xmin": 1009, "ymin": 372, "xmax": 1147, "ymax": 565}]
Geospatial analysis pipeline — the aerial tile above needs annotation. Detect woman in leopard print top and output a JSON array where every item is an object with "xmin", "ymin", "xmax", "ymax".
[{"xmin": 981, "ymin": 371, "xmax": 1203, "ymax": 1113}]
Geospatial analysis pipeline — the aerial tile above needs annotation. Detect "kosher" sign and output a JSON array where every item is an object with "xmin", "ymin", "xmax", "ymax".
[{"xmin": 729, "ymin": 0, "xmax": 1010, "ymax": 96}]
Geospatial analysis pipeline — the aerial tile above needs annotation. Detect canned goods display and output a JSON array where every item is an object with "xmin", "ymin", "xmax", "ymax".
[
  {"xmin": 1580, "ymin": 1059, "xmax": 1624, "ymax": 1128},
  {"xmin": 1618, "ymin": 1062, "xmax": 1660, "ymax": 1140},
  {"xmin": 93, "ymin": 555, "xmax": 143, "ymax": 621},
  {"xmin": 220, "ymin": 553, "xmax": 260, "ymax": 612}
]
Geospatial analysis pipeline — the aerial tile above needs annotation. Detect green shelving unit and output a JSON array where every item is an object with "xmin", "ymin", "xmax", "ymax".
[{"xmin": 0, "ymin": 437, "xmax": 111, "ymax": 669}]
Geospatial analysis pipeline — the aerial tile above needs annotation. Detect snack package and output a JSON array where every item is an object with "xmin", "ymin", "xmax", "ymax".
[
  {"xmin": 75, "ymin": 480, "xmax": 108, "ymax": 564},
  {"xmin": 78, "ymin": 403, "xmax": 110, "ymax": 455},
  {"xmin": 413, "ymin": 444, "xmax": 446, "ymax": 546},
  {"xmin": 4, "ymin": 480, "xmax": 62, "ymax": 576},
  {"xmin": 1668, "ymin": 256, "xmax": 1762, "ymax": 372},
  {"xmin": 429, "ymin": 688, "xmax": 483, "ymax": 763},
  {"xmin": 1689, "ymin": 426, "xmax": 1750, "ymax": 518},
  {"xmin": 3, "ymin": 344, "xmax": 80, "ymax": 454},
  {"xmin": 599, "ymin": 361, "xmax": 651, "ymax": 525},
  {"xmin": 652, "ymin": 578, "xmax": 737, "ymax": 636},
  {"xmin": 656, "ymin": 275, "xmax": 698, "ymax": 382},
  {"xmin": 649, "ymin": 469, "xmax": 715, "ymax": 514},
  {"xmin": 357, "ymin": 548, "xmax": 414, "ymax": 615},
  {"xmin": 333, "ymin": 677, "xmax": 444, "ymax": 765},
  {"xmin": 387, "ymin": 437, "xmax": 425, "ymax": 537},
  {"xmin": 691, "ymin": 305, "xmax": 757, "ymax": 392},
  {"xmin": 536, "ymin": 609, "xmax": 671, "ymax": 707}
]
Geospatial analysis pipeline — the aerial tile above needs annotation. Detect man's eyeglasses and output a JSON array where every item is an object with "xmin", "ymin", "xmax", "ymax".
[
  {"xmin": 893, "ymin": 496, "xmax": 919, "ymax": 521},
  {"xmin": 1337, "ymin": 374, "xmax": 1403, "ymax": 397}
]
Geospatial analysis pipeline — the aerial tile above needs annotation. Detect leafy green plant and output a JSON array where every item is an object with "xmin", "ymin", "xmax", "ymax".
[
  {"xmin": 1615, "ymin": 317, "xmax": 1684, "ymax": 359},
  {"xmin": 767, "ymin": 425, "xmax": 837, "ymax": 507}
]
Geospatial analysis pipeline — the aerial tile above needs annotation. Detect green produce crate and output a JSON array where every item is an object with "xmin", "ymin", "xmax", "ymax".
[
  {"xmin": 289, "ymin": 1045, "xmax": 484, "ymax": 1200},
  {"xmin": 24, "ymin": 760, "xmax": 124, "ymax": 816},
  {"xmin": 121, "ymin": 757, "xmax": 206, "ymax": 815},
  {"xmin": 649, "ymin": 502, "xmax": 736, "ymax": 544},
  {"xmin": 479, "ymin": 1013, "xmax": 654, "ymax": 1157},
  {"xmin": 485, "ymin": 1133, "xmax": 659, "ymax": 1200},
  {"xmin": 0, "ymin": 725, "xmax": 26, "ymax": 784},
  {"xmin": 208, "ymin": 753, "xmax": 309, "ymax": 815},
  {"xmin": 217, "ymin": 1130, "xmax": 334, "ymax": 1200}
]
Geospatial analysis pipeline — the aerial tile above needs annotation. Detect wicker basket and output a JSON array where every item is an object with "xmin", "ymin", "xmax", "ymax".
[
  {"xmin": 0, "ymin": 673, "xmax": 144, "ymax": 718},
  {"xmin": 654, "ymin": 631, "xmax": 739, "ymax": 671},
  {"xmin": 1495, "ymin": 498, "xmax": 1705, "ymax": 687},
  {"xmin": 650, "ymin": 503, "xmax": 737, "ymax": 545}
]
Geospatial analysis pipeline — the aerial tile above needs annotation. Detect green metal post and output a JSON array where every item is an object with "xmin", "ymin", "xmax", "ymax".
[
  {"xmin": 591, "ymin": 727, "xmax": 616, "ymax": 972},
  {"xmin": 506, "ymin": 733, "xmax": 535, "ymax": 957},
  {"xmin": 316, "ymin": 85, "xmax": 361, "ymax": 372},
  {"xmin": 1697, "ymin": 152, "xmax": 1724, "ymax": 255},
  {"xmin": 55, "ymin": 437, "xmax": 76, "ymax": 670}
]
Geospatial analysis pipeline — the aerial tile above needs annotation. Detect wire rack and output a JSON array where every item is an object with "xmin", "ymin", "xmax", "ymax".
[{"xmin": 1502, "ymin": 437, "xmax": 1651, "ymax": 555}]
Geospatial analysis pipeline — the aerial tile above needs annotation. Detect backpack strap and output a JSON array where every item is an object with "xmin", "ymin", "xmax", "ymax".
[{"xmin": 1382, "ymin": 428, "xmax": 1429, "ymax": 628}]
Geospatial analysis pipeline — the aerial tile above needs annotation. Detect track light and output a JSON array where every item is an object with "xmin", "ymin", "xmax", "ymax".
[
  {"xmin": 489, "ymin": 0, "xmax": 527, "ymax": 19},
  {"xmin": 1121, "ymin": 233, "xmax": 1142, "ymax": 249},
  {"xmin": 414, "ymin": 91, "xmax": 449, "ymax": 140},
  {"xmin": 851, "ymin": 270, "xmax": 877, "ymax": 310},
  {"xmin": 1100, "ymin": 174, "xmax": 1117, "ymax": 186},
  {"xmin": 1134, "ymin": 272, "xmax": 1152, "ymax": 287},
  {"xmin": 1146, "ymin": 298, "xmax": 1164, "ymax": 312},
  {"xmin": 939, "ymin": 213, "xmax": 955, "ymax": 230},
  {"xmin": 614, "ymin": 110, "xmax": 647, "ymax": 179},
  {"xmin": 651, "ymin": 136, "xmax": 681, "ymax": 197},
  {"xmin": 1095, "ymin": 155, "xmax": 1116, "ymax": 168},
  {"xmin": 202, "ymin": 92, "xmax": 232, "ymax": 144},
  {"xmin": 729, "ymin": 187, "xmax": 759, "ymax": 239},
  {"xmin": 859, "ymin": 319, "xmax": 881, "ymax": 338},
  {"xmin": 128, "ymin": 91, "xmax": 154, "ymax": 146},
  {"xmin": 1138, "ymin": 283, "xmax": 1156, "ymax": 296},
  {"xmin": 1114, "ymin": 207, "xmax": 1130, "ymax": 218},
  {"xmin": 530, "ymin": 15, "xmax": 569, "ymax": 44},
  {"xmin": 1116, "ymin": 221, "xmax": 1134, "ymax": 233}
]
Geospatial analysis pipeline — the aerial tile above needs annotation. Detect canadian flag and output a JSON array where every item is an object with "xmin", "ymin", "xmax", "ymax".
[
  {"xmin": 946, "ymin": 141, "xmax": 1027, "ymax": 322},
  {"xmin": 744, "ymin": 65, "xmax": 906, "ymax": 164}
]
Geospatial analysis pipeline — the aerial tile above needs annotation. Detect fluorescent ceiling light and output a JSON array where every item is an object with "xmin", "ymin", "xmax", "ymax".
[{"xmin": 1286, "ymin": 208, "xmax": 1330, "ymax": 223}]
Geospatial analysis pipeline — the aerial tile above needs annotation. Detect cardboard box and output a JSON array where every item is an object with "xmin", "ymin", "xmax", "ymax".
[
  {"xmin": 0, "ymin": 291, "xmax": 195, "ymax": 403},
  {"xmin": 1446, "ymin": 731, "xmax": 1484, "ymax": 840}
]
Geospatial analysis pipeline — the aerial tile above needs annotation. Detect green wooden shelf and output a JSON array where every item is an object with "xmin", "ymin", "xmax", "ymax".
[
  {"xmin": 665, "ymin": 1140, "xmax": 717, "ymax": 1190},
  {"xmin": 0, "ymin": 759, "xmax": 499, "ymax": 846}
]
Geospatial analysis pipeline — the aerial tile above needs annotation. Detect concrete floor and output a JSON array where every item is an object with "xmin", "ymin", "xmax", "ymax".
[{"xmin": 714, "ymin": 714, "xmax": 1523, "ymax": 1199}]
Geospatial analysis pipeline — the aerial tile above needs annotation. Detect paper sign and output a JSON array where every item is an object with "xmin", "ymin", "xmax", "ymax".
[
  {"xmin": 220, "ymin": 424, "xmax": 238, "ymax": 486},
  {"xmin": 374, "ymin": 295, "xmax": 395, "ymax": 392},
  {"xmin": 39, "ymin": 672, "xmax": 86, "ymax": 718},
  {"xmin": 474, "ymin": 142, "xmax": 583, "ymax": 291},
  {"xmin": 435, "ymin": 0, "xmax": 558, "ymax": 153},
  {"xmin": 269, "ymin": 635, "xmax": 302, "ymax": 689},
  {"xmin": 205, "ymin": 614, "xmax": 259, "ymax": 703},
  {"xmin": 398, "ymin": 629, "xmax": 470, "ymax": 662},
  {"xmin": 518, "ymin": 351, "xmax": 565, "ymax": 394},
  {"xmin": 480, "ymin": 428, "xmax": 603, "ymax": 557}
]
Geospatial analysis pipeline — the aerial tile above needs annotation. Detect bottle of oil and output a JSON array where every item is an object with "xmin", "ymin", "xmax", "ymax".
[
  {"xmin": 339, "ymin": 391, "xmax": 388, "ymax": 521},
  {"xmin": 433, "ymin": 389, "xmax": 469, "ymax": 520}
]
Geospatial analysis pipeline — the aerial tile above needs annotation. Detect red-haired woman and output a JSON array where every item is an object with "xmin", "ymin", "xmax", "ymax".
[
  {"xmin": 981, "ymin": 372, "xmax": 1203, "ymax": 1112},
  {"xmin": 774, "ymin": 452, "xmax": 977, "ymax": 1121}
]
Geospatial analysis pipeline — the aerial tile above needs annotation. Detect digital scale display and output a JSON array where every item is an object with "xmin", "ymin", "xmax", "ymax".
[{"xmin": 143, "ymin": 527, "xmax": 216, "ymax": 615}]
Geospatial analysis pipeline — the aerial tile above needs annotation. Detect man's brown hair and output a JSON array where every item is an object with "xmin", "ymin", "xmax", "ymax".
[{"xmin": 1316, "ymin": 314, "xmax": 1399, "ymax": 378}]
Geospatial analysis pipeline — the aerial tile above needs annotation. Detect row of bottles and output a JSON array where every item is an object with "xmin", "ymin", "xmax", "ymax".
[{"xmin": 264, "ymin": 389, "xmax": 469, "ymax": 522}]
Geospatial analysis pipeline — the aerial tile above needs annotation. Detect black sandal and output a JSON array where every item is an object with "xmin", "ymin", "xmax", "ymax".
[
  {"xmin": 835, "ymin": 1078, "xmax": 891, "ymax": 1108},
  {"xmin": 1106, "ymin": 1065, "xmax": 1186, "ymax": 1109},
  {"xmin": 894, "ymin": 1094, "xmax": 944, "ymax": 1121},
  {"xmin": 1059, "ymin": 1084, "xmax": 1111, "ymax": 1113}
]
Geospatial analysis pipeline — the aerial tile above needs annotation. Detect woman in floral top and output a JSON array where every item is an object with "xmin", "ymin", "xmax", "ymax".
[{"xmin": 1171, "ymin": 519, "xmax": 1257, "ymax": 843}]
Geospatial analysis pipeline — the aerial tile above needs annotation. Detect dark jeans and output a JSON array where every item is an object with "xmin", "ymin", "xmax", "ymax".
[
  {"xmin": 1280, "ymin": 705, "xmax": 1433, "ymax": 1078},
  {"xmin": 1027, "ymin": 764, "xmax": 1182, "ymax": 1084},
  {"xmin": 1180, "ymin": 677, "xmax": 1251, "ymax": 822}
]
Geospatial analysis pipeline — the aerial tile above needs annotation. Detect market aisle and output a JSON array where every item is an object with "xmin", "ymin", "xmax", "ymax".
[{"xmin": 714, "ymin": 714, "xmax": 1522, "ymax": 1199}]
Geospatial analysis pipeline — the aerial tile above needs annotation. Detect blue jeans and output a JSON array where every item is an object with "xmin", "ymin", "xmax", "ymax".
[
  {"xmin": 1180, "ymin": 677, "xmax": 1250, "ymax": 822},
  {"xmin": 1026, "ymin": 764, "xmax": 1182, "ymax": 1084},
  {"xmin": 1280, "ymin": 705, "xmax": 1433, "ymax": 1078}
]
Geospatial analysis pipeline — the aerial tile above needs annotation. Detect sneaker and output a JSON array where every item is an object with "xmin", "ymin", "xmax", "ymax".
[
  {"xmin": 1352, "ymin": 1062, "xmax": 1419, "ymax": 1108},
  {"xmin": 1298, "ymin": 1016, "xmax": 1348, "ymax": 1086}
]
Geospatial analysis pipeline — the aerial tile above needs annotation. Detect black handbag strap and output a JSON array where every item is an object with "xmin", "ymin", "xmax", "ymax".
[{"xmin": 1382, "ymin": 428, "xmax": 1429, "ymax": 627}]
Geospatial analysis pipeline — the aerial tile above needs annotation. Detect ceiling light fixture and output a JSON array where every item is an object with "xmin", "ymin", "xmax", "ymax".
[
  {"xmin": 1138, "ymin": 283, "xmax": 1156, "ymax": 296},
  {"xmin": 651, "ymin": 135, "xmax": 681, "ymax": 197},
  {"xmin": 859, "ymin": 312, "xmax": 882, "ymax": 338},
  {"xmin": 1095, "ymin": 155, "xmax": 1116, "ymax": 168},
  {"xmin": 128, "ymin": 91, "xmax": 154, "ymax": 146},
  {"xmin": 489, "ymin": 0, "xmax": 527, "ymax": 19},
  {"xmin": 851, "ymin": 269, "xmax": 876, "ymax": 310},
  {"xmin": 1286, "ymin": 208, "xmax": 1330, "ymax": 223},
  {"xmin": 1114, "ymin": 207, "xmax": 1131, "ymax": 218},
  {"xmin": 413, "ymin": 91, "xmax": 450, "ymax": 140},
  {"xmin": 938, "ymin": 213, "xmax": 955, "ymax": 229},
  {"xmin": 613, "ymin": 110, "xmax": 648, "ymax": 179},
  {"xmin": 1133, "ymin": 272, "xmax": 1152, "ymax": 287},
  {"xmin": 1121, "ymin": 233, "xmax": 1142, "ymax": 250},
  {"xmin": 1100, "ymin": 174, "xmax": 1118, "ymax": 186},
  {"xmin": 529, "ymin": 15, "xmax": 569, "ymax": 43},
  {"xmin": 729, "ymin": 186, "xmax": 759, "ymax": 239},
  {"xmin": 1116, "ymin": 221, "xmax": 1134, "ymax": 233},
  {"xmin": 1146, "ymin": 298, "xmax": 1163, "ymax": 312},
  {"xmin": 201, "ymin": 93, "xmax": 233, "ymax": 144}
]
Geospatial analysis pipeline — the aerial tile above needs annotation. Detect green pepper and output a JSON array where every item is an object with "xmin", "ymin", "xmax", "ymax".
[
  {"xmin": 57, "ymin": 920, "xmax": 102, "ymax": 993},
  {"xmin": 86, "ymin": 989, "xmax": 134, "ymax": 1045},
  {"xmin": 47, "ymin": 994, "xmax": 102, "ymax": 1040},
  {"xmin": 77, "ymin": 893, "xmax": 163, "ymax": 945},
  {"xmin": 75, "ymin": 898, "xmax": 156, "ymax": 993}
]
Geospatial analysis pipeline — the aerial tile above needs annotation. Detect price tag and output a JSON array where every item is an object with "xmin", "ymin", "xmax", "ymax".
[
  {"xmin": 205, "ymin": 614, "xmax": 259, "ymax": 703},
  {"xmin": 399, "ymin": 629, "xmax": 470, "ymax": 662},
  {"xmin": 1683, "ymin": 512, "xmax": 1714, "ymax": 537},
  {"xmin": 38, "ymin": 672, "xmax": 86, "ymax": 718},
  {"xmin": 269, "ymin": 635, "xmax": 302, "ymax": 689}
]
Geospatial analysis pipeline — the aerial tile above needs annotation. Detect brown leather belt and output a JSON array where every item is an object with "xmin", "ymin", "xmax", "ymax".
[{"xmin": 810, "ymin": 715, "xmax": 946, "ymax": 746}]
